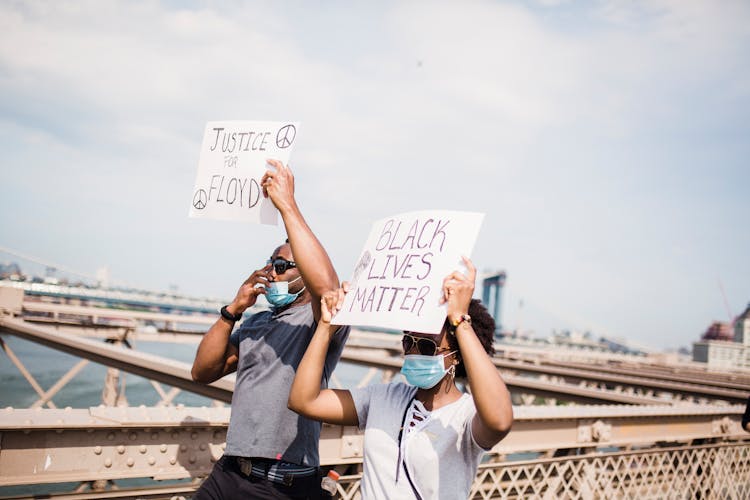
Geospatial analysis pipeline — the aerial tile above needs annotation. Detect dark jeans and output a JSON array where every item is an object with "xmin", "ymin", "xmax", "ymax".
[{"xmin": 192, "ymin": 456, "xmax": 332, "ymax": 500}]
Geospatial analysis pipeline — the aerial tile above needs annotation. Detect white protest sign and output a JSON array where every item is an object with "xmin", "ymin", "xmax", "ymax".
[
  {"xmin": 332, "ymin": 210, "xmax": 484, "ymax": 334},
  {"xmin": 188, "ymin": 121, "xmax": 300, "ymax": 225}
]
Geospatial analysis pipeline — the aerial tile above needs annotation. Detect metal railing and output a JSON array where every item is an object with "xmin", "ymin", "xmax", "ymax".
[
  {"xmin": 3, "ymin": 291, "xmax": 750, "ymax": 499},
  {"xmin": 326, "ymin": 442, "xmax": 750, "ymax": 499}
]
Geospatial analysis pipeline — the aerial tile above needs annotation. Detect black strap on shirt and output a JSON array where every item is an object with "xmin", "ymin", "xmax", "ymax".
[{"xmin": 395, "ymin": 394, "xmax": 423, "ymax": 500}]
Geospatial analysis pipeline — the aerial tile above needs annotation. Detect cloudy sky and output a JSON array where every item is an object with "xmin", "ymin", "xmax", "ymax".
[{"xmin": 1, "ymin": 0, "xmax": 748, "ymax": 349}]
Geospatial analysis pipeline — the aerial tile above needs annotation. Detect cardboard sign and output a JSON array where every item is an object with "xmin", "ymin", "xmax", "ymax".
[
  {"xmin": 332, "ymin": 210, "xmax": 484, "ymax": 334},
  {"xmin": 189, "ymin": 121, "xmax": 300, "ymax": 224}
]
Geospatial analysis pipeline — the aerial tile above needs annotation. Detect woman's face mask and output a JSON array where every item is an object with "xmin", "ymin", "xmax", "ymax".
[
  {"xmin": 400, "ymin": 351, "xmax": 457, "ymax": 389},
  {"xmin": 266, "ymin": 276, "xmax": 305, "ymax": 307}
]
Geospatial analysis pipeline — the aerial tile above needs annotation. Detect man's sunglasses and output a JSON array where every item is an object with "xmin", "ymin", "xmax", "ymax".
[
  {"xmin": 402, "ymin": 332, "xmax": 448, "ymax": 356},
  {"xmin": 267, "ymin": 258, "xmax": 297, "ymax": 274}
]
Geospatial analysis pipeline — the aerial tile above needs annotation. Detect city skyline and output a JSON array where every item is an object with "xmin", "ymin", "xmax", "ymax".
[{"xmin": 1, "ymin": 1, "xmax": 748, "ymax": 350}]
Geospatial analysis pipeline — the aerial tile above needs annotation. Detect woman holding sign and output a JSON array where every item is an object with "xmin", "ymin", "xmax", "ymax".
[{"xmin": 288, "ymin": 257, "xmax": 513, "ymax": 499}]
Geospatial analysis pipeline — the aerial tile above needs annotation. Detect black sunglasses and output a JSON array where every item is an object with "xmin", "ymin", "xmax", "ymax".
[
  {"xmin": 267, "ymin": 258, "xmax": 297, "ymax": 274},
  {"xmin": 402, "ymin": 332, "xmax": 449, "ymax": 356}
]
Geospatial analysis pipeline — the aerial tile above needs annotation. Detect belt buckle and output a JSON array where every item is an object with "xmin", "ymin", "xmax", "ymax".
[
  {"xmin": 238, "ymin": 457, "xmax": 253, "ymax": 477},
  {"xmin": 282, "ymin": 473, "xmax": 293, "ymax": 487}
]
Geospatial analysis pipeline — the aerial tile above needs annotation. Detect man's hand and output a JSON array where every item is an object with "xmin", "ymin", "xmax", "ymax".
[
  {"xmin": 229, "ymin": 264, "xmax": 272, "ymax": 315},
  {"xmin": 261, "ymin": 160, "xmax": 296, "ymax": 213}
]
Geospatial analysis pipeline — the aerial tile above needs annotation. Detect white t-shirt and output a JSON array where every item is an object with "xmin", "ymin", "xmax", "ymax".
[{"xmin": 350, "ymin": 382, "xmax": 486, "ymax": 499}]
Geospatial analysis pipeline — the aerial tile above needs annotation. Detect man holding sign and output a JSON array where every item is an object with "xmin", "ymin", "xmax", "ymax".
[
  {"xmin": 288, "ymin": 211, "xmax": 514, "ymax": 499},
  {"xmin": 191, "ymin": 160, "xmax": 349, "ymax": 499}
]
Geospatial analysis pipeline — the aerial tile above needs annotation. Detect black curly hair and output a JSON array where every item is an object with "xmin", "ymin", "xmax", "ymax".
[{"xmin": 445, "ymin": 299, "xmax": 496, "ymax": 378}]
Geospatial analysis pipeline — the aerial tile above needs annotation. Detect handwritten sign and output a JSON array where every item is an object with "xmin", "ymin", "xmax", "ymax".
[
  {"xmin": 332, "ymin": 210, "xmax": 484, "ymax": 334},
  {"xmin": 188, "ymin": 121, "xmax": 300, "ymax": 224}
]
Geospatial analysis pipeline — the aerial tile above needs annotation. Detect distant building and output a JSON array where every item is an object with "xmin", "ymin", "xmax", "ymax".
[
  {"xmin": 734, "ymin": 303, "xmax": 750, "ymax": 367},
  {"xmin": 735, "ymin": 304, "xmax": 750, "ymax": 344},
  {"xmin": 701, "ymin": 321, "xmax": 733, "ymax": 341},
  {"xmin": 692, "ymin": 340, "xmax": 743, "ymax": 369},
  {"xmin": 693, "ymin": 303, "xmax": 750, "ymax": 370},
  {"xmin": 482, "ymin": 271, "xmax": 506, "ymax": 337},
  {"xmin": 0, "ymin": 262, "xmax": 23, "ymax": 281}
]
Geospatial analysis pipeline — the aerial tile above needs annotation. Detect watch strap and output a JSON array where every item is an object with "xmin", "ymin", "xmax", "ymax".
[{"xmin": 220, "ymin": 305, "xmax": 242, "ymax": 322}]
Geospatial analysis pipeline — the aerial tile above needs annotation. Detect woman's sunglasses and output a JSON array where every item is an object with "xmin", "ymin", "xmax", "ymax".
[
  {"xmin": 267, "ymin": 258, "xmax": 297, "ymax": 274},
  {"xmin": 402, "ymin": 332, "xmax": 447, "ymax": 356}
]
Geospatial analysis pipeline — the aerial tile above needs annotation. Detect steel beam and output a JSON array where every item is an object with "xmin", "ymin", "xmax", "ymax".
[
  {"xmin": 491, "ymin": 358, "xmax": 749, "ymax": 404},
  {"xmin": 0, "ymin": 405, "xmax": 746, "ymax": 487},
  {"xmin": 0, "ymin": 316, "xmax": 234, "ymax": 403},
  {"xmin": 340, "ymin": 348, "xmax": 667, "ymax": 405},
  {"xmin": 520, "ymin": 357, "xmax": 750, "ymax": 391},
  {"xmin": 21, "ymin": 301, "xmax": 216, "ymax": 327}
]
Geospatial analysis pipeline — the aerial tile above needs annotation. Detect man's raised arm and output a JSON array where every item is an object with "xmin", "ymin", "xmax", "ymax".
[{"xmin": 262, "ymin": 160, "xmax": 339, "ymax": 320}]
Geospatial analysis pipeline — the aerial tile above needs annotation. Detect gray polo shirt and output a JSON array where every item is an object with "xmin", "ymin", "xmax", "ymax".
[{"xmin": 225, "ymin": 303, "xmax": 349, "ymax": 466}]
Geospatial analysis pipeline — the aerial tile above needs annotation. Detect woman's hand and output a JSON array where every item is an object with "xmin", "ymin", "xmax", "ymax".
[
  {"xmin": 319, "ymin": 286, "xmax": 347, "ymax": 324},
  {"xmin": 441, "ymin": 256, "xmax": 476, "ymax": 325}
]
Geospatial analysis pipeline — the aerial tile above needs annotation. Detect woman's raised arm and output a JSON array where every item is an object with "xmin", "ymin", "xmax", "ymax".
[
  {"xmin": 288, "ymin": 288, "xmax": 359, "ymax": 426},
  {"xmin": 443, "ymin": 257, "xmax": 513, "ymax": 449}
]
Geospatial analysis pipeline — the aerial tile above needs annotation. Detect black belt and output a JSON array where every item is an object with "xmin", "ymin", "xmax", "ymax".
[{"xmin": 235, "ymin": 457, "xmax": 318, "ymax": 487}]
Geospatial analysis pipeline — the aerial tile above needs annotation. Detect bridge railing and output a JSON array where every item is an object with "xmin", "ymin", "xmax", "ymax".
[
  {"xmin": 3, "ymin": 291, "xmax": 750, "ymax": 498},
  {"xmin": 1, "ymin": 405, "xmax": 749, "ymax": 498}
]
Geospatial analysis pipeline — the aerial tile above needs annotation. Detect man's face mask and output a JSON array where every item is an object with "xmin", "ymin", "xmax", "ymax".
[{"xmin": 266, "ymin": 276, "xmax": 305, "ymax": 307}]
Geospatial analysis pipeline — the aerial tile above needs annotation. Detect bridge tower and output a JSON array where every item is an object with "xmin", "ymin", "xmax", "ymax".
[{"xmin": 482, "ymin": 271, "xmax": 506, "ymax": 337}]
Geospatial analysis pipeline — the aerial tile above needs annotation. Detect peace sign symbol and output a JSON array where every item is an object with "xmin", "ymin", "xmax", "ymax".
[
  {"xmin": 193, "ymin": 189, "xmax": 208, "ymax": 210},
  {"xmin": 276, "ymin": 124, "xmax": 296, "ymax": 149}
]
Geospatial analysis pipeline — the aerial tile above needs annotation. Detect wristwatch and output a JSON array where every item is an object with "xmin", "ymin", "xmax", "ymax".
[{"xmin": 220, "ymin": 305, "xmax": 243, "ymax": 323}]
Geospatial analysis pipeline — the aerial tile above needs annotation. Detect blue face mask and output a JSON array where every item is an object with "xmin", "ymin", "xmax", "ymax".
[
  {"xmin": 266, "ymin": 276, "xmax": 305, "ymax": 307},
  {"xmin": 400, "ymin": 351, "xmax": 457, "ymax": 389}
]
